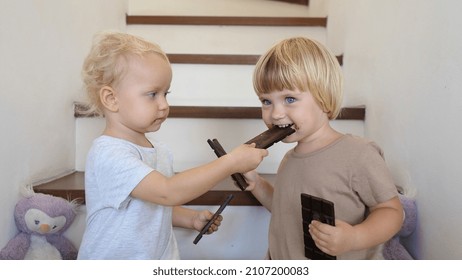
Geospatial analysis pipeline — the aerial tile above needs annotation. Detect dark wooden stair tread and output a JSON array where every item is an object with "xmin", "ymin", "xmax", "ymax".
[{"xmin": 33, "ymin": 171, "xmax": 277, "ymax": 206}]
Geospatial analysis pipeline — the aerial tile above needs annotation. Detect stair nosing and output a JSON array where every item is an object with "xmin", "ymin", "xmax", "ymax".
[
  {"xmin": 126, "ymin": 15, "xmax": 327, "ymax": 27},
  {"xmin": 74, "ymin": 103, "xmax": 365, "ymax": 120},
  {"xmin": 167, "ymin": 53, "xmax": 343, "ymax": 66},
  {"xmin": 33, "ymin": 171, "xmax": 270, "ymax": 206}
]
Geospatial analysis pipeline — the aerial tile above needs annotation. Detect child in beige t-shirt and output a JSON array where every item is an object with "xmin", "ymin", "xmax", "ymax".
[{"xmin": 245, "ymin": 37, "xmax": 403, "ymax": 259}]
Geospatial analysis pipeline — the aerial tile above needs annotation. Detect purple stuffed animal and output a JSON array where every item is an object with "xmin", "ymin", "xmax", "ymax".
[
  {"xmin": 382, "ymin": 193, "xmax": 417, "ymax": 260},
  {"xmin": 0, "ymin": 187, "xmax": 79, "ymax": 260}
]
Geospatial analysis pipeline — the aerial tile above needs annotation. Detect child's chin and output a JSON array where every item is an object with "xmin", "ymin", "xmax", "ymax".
[
  {"xmin": 282, "ymin": 137, "xmax": 295, "ymax": 144},
  {"xmin": 147, "ymin": 125, "xmax": 162, "ymax": 133}
]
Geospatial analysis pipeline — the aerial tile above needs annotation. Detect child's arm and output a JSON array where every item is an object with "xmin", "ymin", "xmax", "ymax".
[
  {"xmin": 172, "ymin": 206, "xmax": 222, "ymax": 233},
  {"xmin": 309, "ymin": 196, "xmax": 403, "ymax": 256},
  {"xmin": 243, "ymin": 170, "xmax": 274, "ymax": 211},
  {"xmin": 131, "ymin": 143, "xmax": 268, "ymax": 206}
]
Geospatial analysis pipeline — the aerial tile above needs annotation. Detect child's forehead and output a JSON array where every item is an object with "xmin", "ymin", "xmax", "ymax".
[
  {"xmin": 259, "ymin": 88, "xmax": 305, "ymax": 96},
  {"xmin": 113, "ymin": 52, "xmax": 171, "ymax": 87}
]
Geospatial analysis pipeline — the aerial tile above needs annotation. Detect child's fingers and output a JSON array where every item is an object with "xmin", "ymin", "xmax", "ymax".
[
  {"xmin": 309, "ymin": 221, "xmax": 336, "ymax": 255},
  {"xmin": 205, "ymin": 211, "xmax": 214, "ymax": 221},
  {"xmin": 309, "ymin": 221, "xmax": 329, "ymax": 239},
  {"xmin": 206, "ymin": 215, "xmax": 223, "ymax": 234},
  {"xmin": 214, "ymin": 215, "xmax": 223, "ymax": 223}
]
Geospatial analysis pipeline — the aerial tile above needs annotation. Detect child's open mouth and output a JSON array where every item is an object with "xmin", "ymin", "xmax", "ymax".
[{"xmin": 274, "ymin": 123, "xmax": 296, "ymax": 130}]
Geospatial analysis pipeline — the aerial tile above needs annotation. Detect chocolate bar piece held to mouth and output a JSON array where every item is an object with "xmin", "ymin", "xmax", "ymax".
[
  {"xmin": 244, "ymin": 125, "xmax": 295, "ymax": 149},
  {"xmin": 207, "ymin": 126, "xmax": 295, "ymax": 191}
]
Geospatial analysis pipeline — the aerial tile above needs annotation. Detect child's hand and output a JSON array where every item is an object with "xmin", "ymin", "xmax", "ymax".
[
  {"xmin": 193, "ymin": 210, "xmax": 223, "ymax": 234},
  {"xmin": 228, "ymin": 143, "xmax": 268, "ymax": 173},
  {"xmin": 308, "ymin": 219, "xmax": 356, "ymax": 257},
  {"xmin": 242, "ymin": 170, "xmax": 259, "ymax": 191}
]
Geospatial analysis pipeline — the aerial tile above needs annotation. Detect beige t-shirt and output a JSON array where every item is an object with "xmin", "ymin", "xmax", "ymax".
[{"xmin": 268, "ymin": 134, "xmax": 398, "ymax": 260}]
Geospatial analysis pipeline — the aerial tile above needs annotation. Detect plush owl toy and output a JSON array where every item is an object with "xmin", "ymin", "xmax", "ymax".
[{"xmin": 0, "ymin": 186, "xmax": 79, "ymax": 260}]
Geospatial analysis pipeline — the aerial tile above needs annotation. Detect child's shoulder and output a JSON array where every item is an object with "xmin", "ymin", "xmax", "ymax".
[
  {"xmin": 343, "ymin": 134, "xmax": 375, "ymax": 145},
  {"xmin": 92, "ymin": 135, "xmax": 132, "ymax": 148},
  {"xmin": 91, "ymin": 136, "xmax": 171, "ymax": 157},
  {"xmin": 341, "ymin": 134, "xmax": 384, "ymax": 156},
  {"xmin": 89, "ymin": 135, "xmax": 144, "ymax": 157}
]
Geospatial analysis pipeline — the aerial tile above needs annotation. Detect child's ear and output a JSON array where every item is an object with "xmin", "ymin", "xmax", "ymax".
[{"xmin": 99, "ymin": 86, "xmax": 118, "ymax": 112}]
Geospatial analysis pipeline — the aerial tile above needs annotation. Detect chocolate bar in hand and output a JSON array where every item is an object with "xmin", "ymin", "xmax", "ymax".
[
  {"xmin": 207, "ymin": 126, "xmax": 295, "ymax": 191},
  {"xmin": 301, "ymin": 193, "xmax": 336, "ymax": 260},
  {"xmin": 207, "ymin": 139, "xmax": 249, "ymax": 191},
  {"xmin": 193, "ymin": 194, "xmax": 234, "ymax": 244}
]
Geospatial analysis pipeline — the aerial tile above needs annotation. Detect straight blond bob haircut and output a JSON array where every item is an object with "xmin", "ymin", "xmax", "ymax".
[
  {"xmin": 81, "ymin": 31, "xmax": 170, "ymax": 116},
  {"xmin": 253, "ymin": 37, "xmax": 343, "ymax": 120}
]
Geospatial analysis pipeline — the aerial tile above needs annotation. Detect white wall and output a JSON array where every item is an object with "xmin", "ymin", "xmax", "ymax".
[
  {"xmin": 0, "ymin": 0, "xmax": 127, "ymax": 248},
  {"xmin": 335, "ymin": 0, "xmax": 462, "ymax": 259}
]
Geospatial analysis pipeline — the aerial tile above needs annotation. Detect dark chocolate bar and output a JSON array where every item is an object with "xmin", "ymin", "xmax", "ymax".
[
  {"xmin": 207, "ymin": 126, "xmax": 295, "ymax": 191},
  {"xmin": 245, "ymin": 125, "xmax": 295, "ymax": 149},
  {"xmin": 301, "ymin": 193, "xmax": 336, "ymax": 260},
  {"xmin": 193, "ymin": 194, "xmax": 234, "ymax": 244},
  {"xmin": 207, "ymin": 139, "xmax": 248, "ymax": 191}
]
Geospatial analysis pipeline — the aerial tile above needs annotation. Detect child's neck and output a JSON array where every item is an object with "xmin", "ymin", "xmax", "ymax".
[
  {"xmin": 294, "ymin": 127, "xmax": 343, "ymax": 155},
  {"xmin": 103, "ymin": 127, "xmax": 153, "ymax": 148}
]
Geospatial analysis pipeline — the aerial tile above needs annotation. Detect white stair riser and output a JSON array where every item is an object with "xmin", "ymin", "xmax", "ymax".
[
  {"xmin": 170, "ymin": 64, "xmax": 257, "ymax": 107},
  {"xmin": 127, "ymin": 25, "xmax": 327, "ymax": 54},
  {"xmin": 128, "ymin": 0, "xmax": 326, "ymax": 18},
  {"xmin": 75, "ymin": 117, "xmax": 364, "ymax": 172},
  {"xmin": 67, "ymin": 204, "xmax": 271, "ymax": 260}
]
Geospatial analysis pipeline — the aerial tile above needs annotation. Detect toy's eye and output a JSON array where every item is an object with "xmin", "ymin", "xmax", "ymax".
[
  {"xmin": 52, "ymin": 225, "xmax": 57, "ymax": 229},
  {"xmin": 34, "ymin": 220, "xmax": 40, "ymax": 225}
]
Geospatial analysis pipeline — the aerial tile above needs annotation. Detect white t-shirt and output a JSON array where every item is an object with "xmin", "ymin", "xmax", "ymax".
[{"xmin": 78, "ymin": 136, "xmax": 179, "ymax": 260}]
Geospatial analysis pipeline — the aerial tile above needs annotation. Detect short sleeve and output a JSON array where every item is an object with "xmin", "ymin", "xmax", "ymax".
[
  {"xmin": 352, "ymin": 141, "xmax": 398, "ymax": 207},
  {"xmin": 90, "ymin": 140, "xmax": 154, "ymax": 209}
]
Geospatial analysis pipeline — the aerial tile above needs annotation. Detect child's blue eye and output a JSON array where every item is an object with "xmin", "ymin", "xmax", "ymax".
[
  {"xmin": 285, "ymin": 97, "xmax": 296, "ymax": 104},
  {"xmin": 261, "ymin": 99, "xmax": 271, "ymax": 106},
  {"xmin": 148, "ymin": 91, "xmax": 170, "ymax": 98}
]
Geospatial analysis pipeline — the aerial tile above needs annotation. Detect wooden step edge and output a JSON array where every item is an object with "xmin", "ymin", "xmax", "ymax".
[
  {"xmin": 168, "ymin": 106, "xmax": 365, "ymax": 120},
  {"xmin": 168, "ymin": 53, "xmax": 343, "ymax": 66},
  {"xmin": 277, "ymin": 0, "xmax": 309, "ymax": 5},
  {"xmin": 169, "ymin": 54, "xmax": 260, "ymax": 65},
  {"xmin": 33, "ymin": 171, "xmax": 270, "ymax": 206},
  {"xmin": 74, "ymin": 103, "xmax": 365, "ymax": 120},
  {"xmin": 126, "ymin": 15, "xmax": 327, "ymax": 27}
]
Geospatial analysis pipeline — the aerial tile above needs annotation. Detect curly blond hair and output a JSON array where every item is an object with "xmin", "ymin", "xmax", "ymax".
[{"xmin": 81, "ymin": 31, "xmax": 169, "ymax": 115}]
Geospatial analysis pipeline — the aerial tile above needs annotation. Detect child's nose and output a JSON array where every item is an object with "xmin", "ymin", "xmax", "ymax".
[
  {"xmin": 271, "ymin": 104, "xmax": 286, "ymax": 120},
  {"xmin": 157, "ymin": 96, "xmax": 169, "ymax": 110}
]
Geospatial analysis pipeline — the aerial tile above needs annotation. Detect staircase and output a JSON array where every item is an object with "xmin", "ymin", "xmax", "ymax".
[
  {"xmin": 34, "ymin": 0, "xmax": 365, "ymax": 259},
  {"xmin": 37, "ymin": 0, "xmax": 365, "ymax": 205},
  {"xmin": 80, "ymin": 0, "xmax": 361, "ymax": 172}
]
